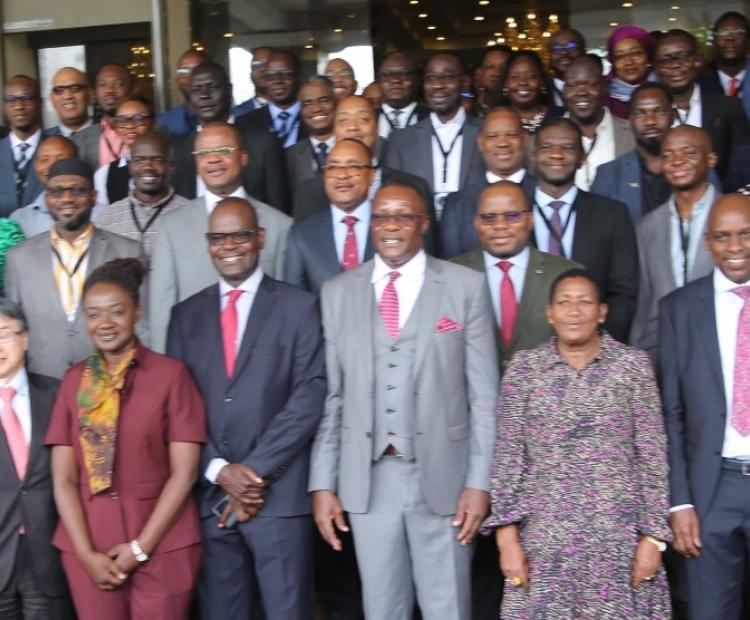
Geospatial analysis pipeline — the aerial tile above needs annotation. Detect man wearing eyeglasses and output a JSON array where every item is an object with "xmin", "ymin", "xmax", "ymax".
[
  {"xmin": 654, "ymin": 28, "xmax": 749, "ymax": 183},
  {"xmin": 4, "ymin": 158, "xmax": 142, "ymax": 379},
  {"xmin": 701, "ymin": 13, "xmax": 750, "ymax": 101},
  {"xmin": 377, "ymin": 52, "xmax": 429, "ymax": 139},
  {"xmin": 547, "ymin": 28, "xmax": 586, "ymax": 107},
  {"xmin": 155, "ymin": 49, "xmax": 211, "ymax": 137},
  {"xmin": 311, "ymin": 177, "xmax": 499, "ymax": 620},
  {"xmin": 47, "ymin": 67, "xmax": 93, "ymax": 140},
  {"xmin": 326, "ymin": 58, "xmax": 358, "ymax": 101},
  {"xmin": 233, "ymin": 46, "xmax": 273, "ymax": 117}
]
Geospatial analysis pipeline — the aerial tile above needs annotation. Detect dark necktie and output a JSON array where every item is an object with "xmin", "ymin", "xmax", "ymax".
[
  {"xmin": 277, "ymin": 111, "xmax": 291, "ymax": 143},
  {"xmin": 547, "ymin": 200, "xmax": 565, "ymax": 256},
  {"xmin": 315, "ymin": 142, "xmax": 329, "ymax": 170},
  {"xmin": 390, "ymin": 109, "xmax": 402, "ymax": 129},
  {"xmin": 14, "ymin": 143, "xmax": 31, "ymax": 206}
]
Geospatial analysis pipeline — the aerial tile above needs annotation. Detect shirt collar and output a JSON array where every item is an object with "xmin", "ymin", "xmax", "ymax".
[
  {"xmin": 58, "ymin": 119, "xmax": 93, "ymax": 137},
  {"xmin": 50, "ymin": 222, "xmax": 94, "ymax": 247},
  {"xmin": 430, "ymin": 106, "xmax": 466, "ymax": 130},
  {"xmin": 382, "ymin": 101, "xmax": 418, "ymax": 117},
  {"xmin": 128, "ymin": 186, "xmax": 175, "ymax": 210},
  {"xmin": 219, "ymin": 267, "xmax": 264, "ymax": 298},
  {"xmin": 719, "ymin": 69, "xmax": 746, "ymax": 83},
  {"xmin": 31, "ymin": 191, "xmax": 48, "ymax": 212},
  {"xmin": 535, "ymin": 185, "xmax": 579, "ymax": 208},
  {"xmin": 372, "ymin": 250, "xmax": 427, "ymax": 283},
  {"xmin": 482, "ymin": 245, "xmax": 530, "ymax": 271},
  {"xmin": 204, "ymin": 186, "xmax": 246, "ymax": 213},
  {"xmin": 311, "ymin": 136, "xmax": 335, "ymax": 149},
  {"xmin": 713, "ymin": 266, "xmax": 750, "ymax": 295},
  {"xmin": 269, "ymin": 101, "xmax": 301, "ymax": 120},
  {"xmin": 668, "ymin": 183, "xmax": 715, "ymax": 218},
  {"xmin": 487, "ymin": 168, "xmax": 526, "ymax": 184},
  {"xmin": 331, "ymin": 199, "xmax": 371, "ymax": 222},
  {"xmin": 10, "ymin": 129, "xmax": 42, "ymax": 151},
  {"xmin": 0, "ymin": 367, "xmax": 29, "ymax": 395}
]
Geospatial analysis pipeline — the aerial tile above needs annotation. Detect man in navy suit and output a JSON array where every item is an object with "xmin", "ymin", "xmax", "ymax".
[
  {"xmin": 660, "ymin": 193, "xmax": 750, "ymax": 619},
  {"xmin": 0, "ymin": 75, "xmax": 44, "ymax": 216},
  {"xmin": 155, "ymin": 49, "xmax": 210, "ymax": 137},
  {"xmin": 167, "ymin": 196, "xmax": 325, "ymax": 619}
]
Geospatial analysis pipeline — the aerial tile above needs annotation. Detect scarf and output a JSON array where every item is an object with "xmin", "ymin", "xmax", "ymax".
[{"xmin": 609, "ymin": 77, "xmax": 640, "ymax": 102}]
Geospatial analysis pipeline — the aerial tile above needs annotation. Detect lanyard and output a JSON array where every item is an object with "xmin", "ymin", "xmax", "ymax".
[
  {"xmin": 582, "ymin": 133, "xmax": 599, "ymax": 187},
  {"xmin": 51, "ymin": 240, "xmax": 90, "ymax": 314},
  {"xmin": 431, "ymin": 122, "xmax": 465, "ymax": 185},
  {"xmin": 128, "ymin": 196, "xmax": 171, "ymax": 237},
  {"xmin": 101, "ymin": 126, "xmax": 124, "ymax": 161},
  {"xmin": 534, "ymin": 201, "xmax": 576, "ymax": 259}
]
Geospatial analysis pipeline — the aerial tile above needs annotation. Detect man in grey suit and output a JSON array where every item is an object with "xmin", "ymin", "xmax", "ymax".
[
  {"xmin": 285, "ymin": 138, "xmax": 375, "ymax": 295},
  {"xmin": 149, "ymin": 122, "xmax": 291, "ymax": 352},
  {"xmin": 4, "ymin": 158, "xmax": 141, "ymax": 379},
  {"xmin": 310, "ymin": 177, "xmax": 499, "ymax": 620},
  {"xmin": 46, "ymin": 68, "xmax": 94, "ymax": 139},
  {"xmin": 383, "ymin": 52, "xmax": 485, "ymax": 220},
  {"xmin": 563, "ymin": 55, "xmax": 635, "ymax": 190},
  {"xmin": 630, "ymin": 125, "xmax": 719, "ymax": 362}
]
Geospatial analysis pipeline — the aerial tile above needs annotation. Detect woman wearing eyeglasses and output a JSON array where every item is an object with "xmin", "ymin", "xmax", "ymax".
[
  {"xmin": 485, "ymin": 269, "xmax": 672, "ymax": 619},
  {"xmin": 46, "ymin": 258, "xmax": 206, "ymax": 620},
  {"xmin": 606, "ymin": 26, "xmax": 656, "ymax": 119},
  {"xmin": 93, "ymin": 98, "xmax": 154, "ymax": 205}
]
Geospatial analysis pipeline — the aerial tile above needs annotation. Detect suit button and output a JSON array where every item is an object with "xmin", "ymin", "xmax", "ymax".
[
  {"xmin": 386, "ymin": 385, "xmax": 395, "ymax": 391},
  {"xmin": 386, "ymin": 408, "xmax": 395, "ymax": 414},
  {"xmin": 18, "ymin": 489, "xmax": 26, "ymax": 495},
  {"xmin": 224, "ymin": 397, "xmax": 233, "ymax": 403},
  {"xmin": 388, "ymin": 363, "xmax": 397, "ymax": 369},
  {"xmin": 390, "ymin": 346, "xmax": 399, "ymax": 352},
  {"xmin": 68, "ymin": 329, "xmax": 76, "ymax": 337},
  {"xmin": 365, "ymin": 432, "xmax": 372, "ymax": 438},
  {"xmin": 110, "ymin": 491, "xmax": 119, "ymax": 499}
]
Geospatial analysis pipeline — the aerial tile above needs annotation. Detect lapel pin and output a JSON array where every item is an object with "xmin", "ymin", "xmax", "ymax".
[
  {"xmin": 628, "ymin": 182, "xmax": 640, "ymax": 188},
  {"xmin": 535, "ymin": 269, "xmax": 543, "ymax": 274}
]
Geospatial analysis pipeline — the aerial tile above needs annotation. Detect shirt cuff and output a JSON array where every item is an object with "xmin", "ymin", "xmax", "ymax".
[
  {"xmin": 669, "ymin": 504, "xmax": 694, "ymax": 513},
  {"xmin": 205, "ymin": 458, "xmax": 230, "ymax": 484}
]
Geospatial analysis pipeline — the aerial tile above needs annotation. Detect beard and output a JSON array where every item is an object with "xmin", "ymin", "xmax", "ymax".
[{"xmin": 636, "ymin": 135, "xmax": 662, "ymax": 155}]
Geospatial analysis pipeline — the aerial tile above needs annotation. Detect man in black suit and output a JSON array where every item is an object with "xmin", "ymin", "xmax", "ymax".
[
  {"xmin": 167, "ymin": 197, "xmax": 325, "ymax": 619},
  {"xmin": 660, "ymin": 193, "xmax": 750, "ymax": 620},
  {"xmin": 529, "ymin": 117, "xmax": 638, "ymax": 342},
  {"xmin": 699, "ymin": 12, "xmax": 750, "ymax": 102},
  {"xmin": 0, "ymin": 299, "xmax": 73, "ymax": 618},
  {"xmin": 654, "ymin": 28, "xmax": 749, "ymax": 182},
  {"xmin": 376, "ymin": 52, "xmax": 429, "ymax": 139},
  {"xmin": 237, "ymin": 50, "xmax": 307, "ymax": 149},
  {"xmin": 285, "ymin": 138, "xmax": 375, "ymax": 295},
  {"xmin": 440, "ymin": 106, "xmax": 535, "ymax": 258},
  {"xmin": 169, "ymin": 62, "xmax": 289, "ymax": 212}
]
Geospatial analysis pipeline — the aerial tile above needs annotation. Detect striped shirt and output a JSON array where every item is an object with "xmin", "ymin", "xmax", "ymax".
[{"xmin": 50, "ymin": 224, "xmax": 93, "ymax": 321}]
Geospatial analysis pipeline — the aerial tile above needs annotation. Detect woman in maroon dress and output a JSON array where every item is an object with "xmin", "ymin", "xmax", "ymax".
[{"xmin": 46, "ymin": 259, "xmax": 206, "ymax": 620}]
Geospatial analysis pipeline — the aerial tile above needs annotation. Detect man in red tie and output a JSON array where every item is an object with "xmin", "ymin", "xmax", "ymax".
[
  {"xmin": 0, "ymin": 298, "xmax": 74, "ymax": 617},
  {"xmin": 660, "ymin": 193, "xmax": 750, "ymax": 619},
  {"xmin": 166, "ymin": 197, "xmax": 326, "ymax": 619},
  {"xmin": 285, "ymin": 138, "xmax": 377, "ymax": 295}
]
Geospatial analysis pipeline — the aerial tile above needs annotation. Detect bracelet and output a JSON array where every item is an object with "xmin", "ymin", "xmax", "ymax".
[
  {"xmin": 129, "ymin": 539, "xmax": 149, "ymax": 563},
  {"xmin": 642, "ymin": 535, "xmax": 667, "ymax": 552}
]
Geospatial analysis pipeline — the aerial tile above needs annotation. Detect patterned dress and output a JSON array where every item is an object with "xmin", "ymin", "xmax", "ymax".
[{"xmin": 485, "ymin": 334, "xmax": 672, "ymax": 619}]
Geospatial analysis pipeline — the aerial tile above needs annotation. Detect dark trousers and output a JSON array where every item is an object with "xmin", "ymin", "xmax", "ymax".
[
  {"xmin": 685, "ymin": 469, "xmax": 750, "ymax": 620},
  {"xmin": 314, "ymin": 529, "xmax": 364, "ymax": 620},
  {"xmin": 471, "ymin": 535, "xmax": 503, "ymax": 620},
  {"xmin": 199, "ymin": 515, "xmax": 313, "ymax": 620},
  {"xmin": 0, "ymin": 536, "xmax": 74, "ymax": 620}
]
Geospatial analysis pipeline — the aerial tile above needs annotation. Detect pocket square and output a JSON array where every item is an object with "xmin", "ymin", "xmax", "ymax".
[{"xmin": 436, "ymin": 317, "xmax": 463, "ymax": 333}]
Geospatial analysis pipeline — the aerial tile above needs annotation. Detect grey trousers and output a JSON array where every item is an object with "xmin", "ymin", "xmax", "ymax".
[{"xmin": 348, "ymin": 458, "xmax": 474, "ymax": 620}]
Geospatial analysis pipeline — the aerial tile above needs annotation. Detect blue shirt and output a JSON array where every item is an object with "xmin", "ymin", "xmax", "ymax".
[
  {"xmin": 533, "ymin": 186, "xmax": 579, "ymax": 259},
  {"xmin": 269, "ymin": 101, "xmax": 302, "ymax": 148}
]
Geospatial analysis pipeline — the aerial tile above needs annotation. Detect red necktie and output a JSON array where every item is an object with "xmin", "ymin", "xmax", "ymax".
[
  {"xmin": 221, "ymin": 289, "xmax": 245, "ymax": 377},
  {"xmin": 729, "ymin": 77, "xmax": 739, "ymax": 97},
  {"xmin": 379, "ymin": 271, "xmax": 401, "ymax": 339},
  {"xmin": 0, "ymin": 386, "xmax": 27, "ymax": 479},
  {"xmin": 342, "ymin": 215, "xmax": 360, "ymax": 271},
  {"xmin": 498, "ymin": 261, "xmax": 518, "ymax": 349},
  {"xmin": 732, "ymin": 286, "xmax": 750, "ymax": 436}
]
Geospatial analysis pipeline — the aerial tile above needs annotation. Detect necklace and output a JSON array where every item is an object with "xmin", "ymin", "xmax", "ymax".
[{"xmin": 520, "ymin": 111, "xmax": 546, "ymax": 133}]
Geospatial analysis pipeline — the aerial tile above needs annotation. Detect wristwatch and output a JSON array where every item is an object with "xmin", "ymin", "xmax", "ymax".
[
  {"xmin": 129, "ymin": 539, "xmax": 149, "ymax": 563},
  {"xmin": 643, "ymin": 535, "xmax": 667, "ymax": 552}
]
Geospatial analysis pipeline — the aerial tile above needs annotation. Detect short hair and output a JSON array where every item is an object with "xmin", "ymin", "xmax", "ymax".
[
  {"xmin": 585, "ymin": 53, "xmax": 604, "ymax": 75},
  {"xmin": 5, "ymin": 74, "xmax": 39, "ymax": 96},
  {"xmin": 630, "ymin": 81, "xmax": 674, "ymax": 108},
  {"xmin": 96, "ymin": 63, "xmax": 133, "ymax": 83},
  {"xmin": 548, "ymin": 268, "xmax": 604, "ymax": 304},
  {"xmin": 378, "ymin": 51, "xmax": 419, "ymax": 74},
  {"xmin": 335, "ymin": 137, "xmax": 373, "ymax": 160},
  {"xmin": 376, "ymin": 175, "xmax": 428, "ymax": 212},
  {"xmin": 268, "ymin": 49, "xmax": 301, "ymax": 72},
  {"xmin": 191, "ymin": 62, "xmax": 230, "ymax": 85},
  {"xmin": 479, "ymin": 180, "xmax": 530, "ymax": 210},
  {"xmin": 83, "ymin": 259, "xmax": 146, "ymax": 306},
  {"xmin": 656, "ymin": 29, "xmax": 698, "ymax": 52},
  {"xmin": 116, "ymin": 95, "xmax": 153, "ymax": 115},
  {"xmin": 425, "ymin": 52, "xmax": 467, "ymax": 75},
  {"xmin": 0, "ymin": 298, "xmax": 28, "ymax": 332},
  {"xmin": 478, "ymin": 45, "xmax": 512, "ymax": 66},
  {"xmin": 552, "ymin": 27, "xmax": 587, "ymax": 49},
  {"xmin": 534, "ymin": 117, "xmax": 584, "ymax": 152},
  {"xmin": 714, "ymin": 11, "xmax": 750, "ymax": 32},
  {"xmin": 301, "ymin": 75, "xmax": 335, "ymax": 91}
]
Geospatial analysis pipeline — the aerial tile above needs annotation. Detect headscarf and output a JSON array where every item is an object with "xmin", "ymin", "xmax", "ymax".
[{"xmin": 607, "ymin": 26, "xmax": 654, "ymax": 66}]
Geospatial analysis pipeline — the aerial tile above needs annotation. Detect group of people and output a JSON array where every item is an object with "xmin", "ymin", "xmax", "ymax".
[{"xmin": 2, "ymin": 9, "xmax": 750, "ymax": 620}]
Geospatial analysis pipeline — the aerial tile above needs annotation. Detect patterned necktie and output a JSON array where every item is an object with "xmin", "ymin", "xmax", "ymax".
[
  {"xmin": 380, "ymin": 271, "xmax": 401, "ymax": 339},
  {"xmin": 15, "ymin": 143, "xmax": 30, "ymax": 168},
  {"xmin": 390, "ymin": 109, "xmax": 402, "ymax": 129},
  {"xmin": 498, "ymin": 261, "xmax": 518, "ymax": 349},
  {"xmin": 0, "ymin": 386, "xmax": 27, "ymax": 479},
  {"xmin": 547, "ymin": 200, "xmax": 565, "ymax": 256},
  {"xmin": 315, "ymin": 142, "xmax": 329, "ymax": 170},
  {"xmin": 221, "ymin": 289, "xmax": 244, "ymax": 377},
  {"xmin": 732, "ymin": 286, "xmax": 750, "ymax": 436},
  {"xmin": 729, "ymin": 77, "xmax": 739, "ymax": 97},
  {"xmin": 277, "ymin": 111, "xmax": 291, "ymax": 143},
  {"xmin": 341, "ymin": 215, "xmax": 359, "ymax": 271},
  {"xmin": 14, "ymin": 143, "xmax": 31, "ymax": 205}
]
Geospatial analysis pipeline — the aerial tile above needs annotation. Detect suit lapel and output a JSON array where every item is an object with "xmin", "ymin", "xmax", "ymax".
[
  {"xmin": 316, "ymin": 212, "xmax": 341, "ymax": 274},
  {"xmin": 653, "ymin": 208, "xmax": 677, "ymax": 290},
  {"xmin": 85, "ymin": 231, "xmax": 108, "ymax": 277},
  {"xmin": 511, "ymin": 248, "xmax": 546, "ymax": 350},
  {"xmin": 352, "ymin": 264, "xmax": 375, "ymax": 401},
  {"xmin": 459, "ymin": 122, "xmax": 477, "ymax": 186},
  {"xmin": 570, "ymin": 194, "xmax": 593, "ymax": 263},
  {"xmin": 413, "ymin": 257, "xmax": 446, "ymax": 378},
  {"xmin": 27, "ymin": 376, "xmax": 51, "ymax": 474},
  {"xmin": 229, "ymin": 276, "xmax": 276, "ymax": 386},
  {"xmin": 694, "ymin": 278, "xmax": 725, "ymax": 403},
  {"xmin": 32, "ymin": 235, "xmax": 69, "ymax": 320},
  {"xmin": 418, "ymin": 121, "xmax": 436, "ymax": 189},
  {"xmin": 200, "ymin": 285, "xmax": 225, "ymax": 378}
]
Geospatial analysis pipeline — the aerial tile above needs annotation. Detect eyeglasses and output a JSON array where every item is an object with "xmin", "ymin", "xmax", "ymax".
[
  {"xmin": 52, "ymin": 84, "xmax": 88, "ymax": 95},
  {"xmin": 424, "ymin": 73, "xmax": 459, "ymax": 84},
  {"xmin": 3, "ymin": 94, "xmax": 39, "ymax": 105},
  {"xmin": 0, "ymin": 329, "xmax": 22, "ymax": 344},
  {"xmin": 322, "ymin": 163, "xmax": 374, "ymax": 176},
  {"xmin": 191, "ymin": 146, "xmax": 237, "ymax": 158},
  {"xmin": 613, "ymin": 49, "xmax": 647, "ymax": 63},
  {"xmin": 655, "ymin": 50, "xmax": 695, "ymax": 67},
  {"xmin": 379, "ymin": 69, "xmax": 416, "ymax": 81},
  {"xmin": 46, "ymin": 186, "xmax": 91, "ymax": 198},
  {"xmin": 205, "ymin": 229, "xmax": 260, "ymax": 246},
  {"xmin": 251, "ymin": 59, "xmax": 268, "ymax": 69},
  {"xmin": 714, "ymin": 29, "xmax": 747, "ymax": 38},
  {"xmin": 175, "ymin": 67, "xmax": 193, "ymax": 76},
  {"xmin": 476, "ymin": 210, "xmax": 531, "ymax": 225},
  {"xmin": 113, "ymin": 113, "xmax": 152, "ymax": 126},
  {"xmin": 550, "ymin": 41, "xmax": 581, "ymax": 53},
  {"xmin": 264, "ymin": 70, "xmax": 297, "ymax": 82},
  {"xmin": 371, "ymin": 213, "xmax": 422, "ymax": 226}
]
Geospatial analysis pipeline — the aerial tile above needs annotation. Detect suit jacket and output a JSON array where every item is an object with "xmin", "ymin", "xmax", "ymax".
[
  {"xmin": 532, "ymin": 190, "xmax": 639, "ymax": 342},
  {"xmin": 167, "ymin": 276, "xmax": 326, "ymax": 517},
  {"xmin": 149, "ymin": 195, "xmax": 291, "ymax": 353},
  {"xmin": 630, "ymin": 194, "xmax": 715, "ymax": 361},
  {"xmin": 439, "ymin": 172, "xmax": 537, "ymax": 258},
  {"xmin": 382, "ymin": 115, "xmax": 486, "ymax": 195},
  {"xmin": 451, "ymin": 247, "xmax": 581, "ymax": 368},
  {"xmin": 659, "ymin": 274, "xmax": 730, "ymax": 517},
  {"xmin": 284, "ymin": 206, "xmax": 374, "ymax": 295},
  {"xmin": 169, "ymin": 121, "xmax": 289, "ymax": 214},
  {"xmin": 286, "ymin": 137, "xmax": 324, "ymax": 192},
  {"xmin": 70, "ymin": 124, "xmax": 102, "ymax": 170},
  {"xmin": 237, "ymin": 105, "xmax": 309, "ymax": 148},
  {"xmin": 4, "ymin": 228, "xmax": 143, "ymax": 378},
  {"xmin": 309, "ymin": 256, "xmax": 499, "ymax": 516},
  {"xmin": 0, "ymin": 373, "xmax": 68, "ymax": 597},
  {"xmin": 702, "ymin": 58, "xmax": 750, "ymax": 121},
  {"xmin": 155, "ymin": 102, "xmax": 200, "ymax": 137},
  {"xmin": 0, "ymin": 136, "xmax": 43, "ymax": 217},
  {"xmin": 700, "ymin": 87, "xmax": 750, "ymax": 180}
]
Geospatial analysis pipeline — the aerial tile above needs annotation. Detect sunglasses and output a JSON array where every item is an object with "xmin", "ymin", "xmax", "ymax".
[{"xmin": 476, "ymin": 210, "xmax": 531, "ymax": 224}]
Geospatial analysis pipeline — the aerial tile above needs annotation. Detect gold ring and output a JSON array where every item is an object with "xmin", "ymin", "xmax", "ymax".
[
  {"xmin": 644, "ymin": 575, "xmax": 655, "ymax": 582},
  {"xmin": 508, "ymin": 576, "xmax": 522, "ymax": 586}
]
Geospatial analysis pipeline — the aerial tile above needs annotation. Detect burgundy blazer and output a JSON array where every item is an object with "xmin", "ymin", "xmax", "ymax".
[{"xmin": 45, "ymin": 345, "xmax": 206, "ymax": 555}]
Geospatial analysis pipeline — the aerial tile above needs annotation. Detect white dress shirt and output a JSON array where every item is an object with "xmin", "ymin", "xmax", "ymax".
[
  {"xmin": 486, "ymin": 168, "xmax": 526, "ymax": 184},
  {"xmin": 94, "ymin": 156, "xmax": 132, "ymax": 207},
  {"xmin": 205, "ymin": 267, "xmax": 265, "ymax": 483},
  {"xmin": 668, "ymin": 184, "xmax": 715, "ymax": 287},
  {"xmin": 431, "ymin": 107, "xmax": 465, "ymax": 218},
  {"xmin": 203, "ymin": 186, "xmax": 247, "ymax": 214},
  {"xmin": 331, "ymin": 201, "xmax": 371, "ymax": 264},
  {"xmin": 553, "ymin": 77, "xmax": 565, "ymax": 107},
  {"xmin": 0, "ymin": 367, "xmax": 31, "ymax": 444},
  {"xmin": 672, "ymin": 85, "xmax": 703, "ymax": 128},
  {"xmin": 9, "ymin": 129, "xmax": 42, "ymax": 164},
  {"xmin": 574, "ymin": 107, "xmax": 618, "ymax": 191},
  {"xmin": 533, "ymin": 186, "xmax": 579, "ymax": 259},
  {"xmin": 483, "ymin": 246, "xmax": 529, "ymax": 328},
  {"xmin": 371, "ymin": 250, "xmax": 426, "ymax": 329},
  {"xmin": 379, "ymin": 101, "xmax": 419, "ymax": 138},
  {"xmin": 718, "ymin": 69, "xmax": 746, "ymax": 96},
  {"xmin": 57, "ymin": 119, "xmax": 93, "ymax": 138}
]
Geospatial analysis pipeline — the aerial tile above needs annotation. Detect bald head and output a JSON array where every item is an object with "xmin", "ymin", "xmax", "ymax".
[
  {"xmin": 208, "ymin": 197, "xmax": 265, "ymax": 286},
  {"xmin": 326, "ymin": 58, "xmax": 357, "ymax": 101},
  {"xmin": 334, "ymin": 95, "xmax": 378, "ymax": 148},
  {"xmin": 661, "ymin": 125, "xmax": 716, "ymax": 191},
  {"xmin": 706, "ymin": 193, "xmax": 750, "ymax": 283},
  {"xmin": 563, "ymin": 56, "xmax": 605, "ymax": 125},
  {"xmin": 176, "ymin": 49, "xmax": 211, "ymax": 97},
  {"xmin": 211, "ymin": 197, "xmax": 259, "ymax": 229},
  {"xmin": 34, "ymin": 136, "xmax": 78, "ymax": 185},
  {"xmin": 478, "ymin": 107, "xmax": 527, "ymax": 177}
]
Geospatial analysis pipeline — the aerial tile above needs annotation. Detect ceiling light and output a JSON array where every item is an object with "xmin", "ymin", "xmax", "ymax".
[
  {"xmin": 622, "ymin": 2, "xmax": 633, "ymax": 7},
  {"xmin": 527, "ymin": 12, "xmax": 536, "ymax": 18},
  {"xmin": 427, "ymin": 25, "xmax": 436, "ymax": 29},
  {"xmin": 474, "ymin": 15, "xmax": 485, "ymax": 21},
  {"xmin": 518, "ymin": 32, "xmax": 527, "ymax": 39},
  {"xmin": 549, "ymin": 13, "xmax": 558, "ymax": 21},
  {"xmin": 418, "ymin": 12, "xmax": 428, "ymax": 17},
  {"xmin": 436, "ymin": 36, "xmax": 446, "ymax": 40},
  {"xmin": 609, "ymin": 21, "xmax": 619, "ymax": 26},
  {"xmin": 223, "ymin": 32, "xmax": 234, "ymax": 38},
  {"xmin": 505, "ymin": 16, "xmax": 514, "ymax": 23},
  {"xmin": 668, "ymin": 16, "xmax": 677, "ymax": 21},
  {"xmin": 479, "ymin": 0, "xmax": 489, "ymax": 4},
  {"xmin": 486, "ymin": 40, "xmax": 496, "ymax": 46},
  {"xmin": 304, "ymin": 44, "xmax": 314, "ymax": 48},
  {"xmin": 494, "ymin": 31, "xmax": 502, "ymax": 36},
  {"xmin": 671, "ymin": 4, "xmax": 680, "ymax": 8},
  {"xmin": 333, "ymin": 27, "xmax": 343, "ymax": 32},
  {"xmin": 409, "ymin": 0, "xmax": 418, "ymax": 3},
  {"xmin": 497, "ymin": 37, "xmax": 506, "ymax": 43},
  {"xmin": 542, "ymin": 31, "xmax": 551, "ymax": 37}
]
